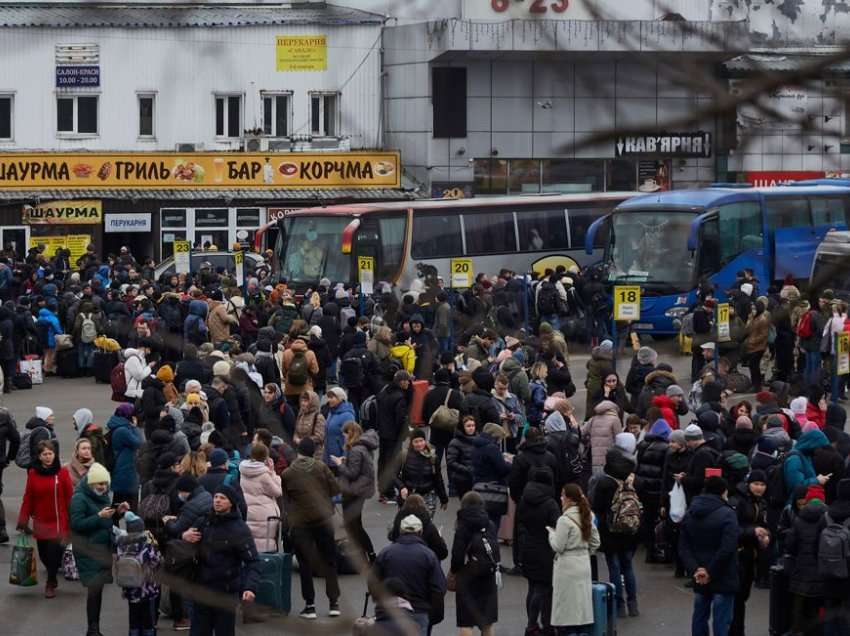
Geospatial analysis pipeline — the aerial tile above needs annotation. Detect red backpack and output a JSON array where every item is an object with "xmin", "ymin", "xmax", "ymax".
[
  {"xmin": 110, "ymin": 362, "xmax": 127, "ymax": 401},
  {"xmin": 797, "ymin": 310, "xmax": 814, "ymax": 339}
]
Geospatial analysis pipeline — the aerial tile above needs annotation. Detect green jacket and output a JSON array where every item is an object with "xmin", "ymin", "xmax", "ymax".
[{"xmin": 69, "ymin": 479, "xmax": 114, "ymax": 587}]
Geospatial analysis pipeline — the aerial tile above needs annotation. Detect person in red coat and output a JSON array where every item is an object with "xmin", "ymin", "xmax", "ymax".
[{"xmin": 16, "ymin": 439, "xmax": 74, "ymax": 598}]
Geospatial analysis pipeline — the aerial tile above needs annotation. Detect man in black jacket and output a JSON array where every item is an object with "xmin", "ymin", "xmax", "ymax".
[
  {"xmin": 181, "ymin": 484, "xmax": 260, "ymax": 636},
  {"xmin": 679, "ymin": 477, "xmax": 740, "ymax": 636},
  {"xmin": 376, "ymin": 370, "xmax": 411, "ymax": 500},
  {"xmin": 422, "ymin": 368, "xmax": 464, "ymax": 475},
  {"xmin": 463, "ymin": 367, "xmax": 500, "ymax": 431},
  {"xmin": 0, "ymin": 406, "xmax": 20, "ymax": 542},
  {"xmin": 678, "ymin": 424, "xmax": 722, "ymax": 503}
]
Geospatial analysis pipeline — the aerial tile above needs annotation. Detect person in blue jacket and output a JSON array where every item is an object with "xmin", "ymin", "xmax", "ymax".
[
  {"xmin": 184, "ymin": 299, "xmax": 209, "ymax": 346},
  {"xmin": 679, "ymin": 476, "xmax": 741, "ymax": 636},
  {"xmin": 107, "ymin": 402, "xmax": 143, "ymax": 513},
  {"xmin": 36, "ymin": 305, "xmax": 63, "ymax": 375},
  {"xmin": 783, "ymin": 428, "xmax": 831, "ymax": 504},
  {"xmin": 322, "ymin": 387, "xmax": 356, "ymax": 468}
]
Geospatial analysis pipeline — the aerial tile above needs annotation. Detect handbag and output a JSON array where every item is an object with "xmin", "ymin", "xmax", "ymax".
[
  {"xmin": 473, "ymin": 482, "xmax": 509, "ymax": 517},
  {"xmin": 62, "ymin": 544, "xmax": 80, "ymax": 581},
  {"xmin": 54, "ymin": 334, "xmax": 73, "ymax": 351},
  {"xmin": 446, "ymin": 571, "xmax": 457, "ymax": 592},
  {"xmin": 429, "ymin": 390, "xmax": 460, "ymax": 432},
  {"xmin": 669, "ymin": 483, "xmax": 687, "ymax": 524},
  {"xmin": 9, "ymin": 534, "xmax": 38, "ymax": 586},
  {"xmin": 164, "ymin": 539, "xmax": 199, "ymax": 577}
]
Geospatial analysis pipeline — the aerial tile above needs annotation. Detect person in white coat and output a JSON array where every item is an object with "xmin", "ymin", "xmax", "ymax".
[
  {"xmin": 122, "ymin": 346, "xmax": 152, "ymax": 400},
  {"xmin": 548, "ymin": 483, "xmax": 601, "ymax": 634}
]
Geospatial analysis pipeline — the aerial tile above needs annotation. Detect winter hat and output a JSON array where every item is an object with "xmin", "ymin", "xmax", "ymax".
[
  {"xmin": 176, "ymin": 475, "xmax": 199, "ymax": 493},
  {"xmin": 684, "ymin": 424, "xmax": 704, "ymax": 441},
  {"xmin": 335, "ymin": 288, "xmax": 348, "ymax": 300},
  {"xmin": 636, "ymin": 346, "xmax": 657, "ymax": 366},
  {"xmin": 826, "ymin": 404, "xmax": 847, "ymax": 429},
  {"xmin": 614, "ymin": 432, "xmax": 637, "ymax": 455},
  {"xmin": 326, "ymin": 387, "xmax": 347, "ymax": 403},
  {"xmin": 747, "ymin": 469, "xmax": 767, "ymax": 484},
  {"xmin": 297, "ymin": 437, "xmax": 316, "ymax": 457},
  {"xmin": 735, "ymin": 416, "xmax": 753, "ymax": 430},
  {"xmin": 319, "ymin": 277, "xmax": 331, "ymax": 288},
  {"xmin": 410, "ymin": 428, "xmax": 427, "ymax": 442},
  {"xmin": 209, "ymin": 289, "xmax": 223, "ymax": 301},
  {"xmin": 666, "ymin": 385, "xmax": 685, "ymax": 398},
  {"xmin": 649, "ymin": 419, "xmax": 672, "ymax": 441},
  {"xmin": 704, "ymin": 476, "xmax": 729, "ymax": 496},
  {"xmin": 669, "ymin": 430, "xmax": 686, "ymax": 446},
  {"xmin": 755, "ymin": 391, "xmax": 776, "ymax": 405},
  {"xmin": 115, "ymin": 403, "xmax": 135, "ymax": 418},
  {"xmin": 802, "ymin": 421, "xmax": 820, "ymax": 433},
  {"xmin": 400, "ymin": 514, "xmax": 423, "ymax": 534},
  {"xmin": 186, "ymin": 393, "xmax": 202, "ymax": 406},
  {"xmin": 73, "ymin": 408, "xmax": 94, "ymax": 433},
  {"xmin": 790, "ymin": 397, "xmax": 808, "ymax": 416},
  {"xmin": 472, "ymin": 367, "xmax": 495, "ymax": 392},
  {"xmin": 124, "ymin": 512, "xmax": 145, "ymax": 534},
  {"xmin": 86, "ymin": 462, "xmax": 110, "ymax": 485},
  {"xmin": 482, "ymin": 422, "xmax": 508, "ymax": 439},
  {"xmin": 757, "ymin": 437, "xmax": 779, "ymax": 455},
  {"xmin": 212, "ymin": 360, "xmax": 231, "ymax": 378},
  {"xmin": 156, "ymin": 365, "xmax": 175, "ymax": 383},
  {"xmin": 700, "ymin": 342, "xmax": 716, "ymax": 351},
  {"xmin": 308, "ymin": 325, "xmax": 322, "ymax": 338},
  {"xmin": 598, "ymin": 339, "xmax": 614, "ymax": 354},
  {"xmin": 156, "ymin": 452, "xmax": 178, "ymax": 470},
  {"xmin": 214, "ymin": 484, "xmax": 240, "ymax": 508},
  {"xmin": 393, "ymin": 370, "xmax": 412, "ymax": 384},
  {"xmin": 199, "ymin": 342, "xmax": 214, "ymax": 355},
  {"xmin": 766, "ymin": 415, "xmax": 785, "ymax": 429},
  {"xmin": 804, "ymin": 485, "xmax": 826, "ymax": 505},
  {"xmin": 434, "ymin": 368, "xmax": 452, "ymax": 384},
  {"xmin": 35, "ymin": 406, "xmax": 53, "ymax": 420},
  {"xmin": 209, "ymin": 448, "xmax": 228, "ymax": 467}
]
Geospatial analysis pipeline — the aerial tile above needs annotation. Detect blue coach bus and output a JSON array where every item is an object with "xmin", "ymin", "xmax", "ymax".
[{"xmin": 585, "ymin": 181, "xmax": 850, "ymax": 335}]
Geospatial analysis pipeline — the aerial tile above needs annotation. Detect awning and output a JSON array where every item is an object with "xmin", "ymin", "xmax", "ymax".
[
  {"xmin": 0, "ymin": 186, "xmax": 419, "ymax": 203},
  {"xmin": 722, "ymin": 54, "xmax": 850, "ymax": 78}
]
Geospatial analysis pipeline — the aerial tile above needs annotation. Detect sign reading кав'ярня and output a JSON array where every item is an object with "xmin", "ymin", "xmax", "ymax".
[{"xmin": 0, "ymin": 152, "xmax": 401, "ymax": 189}]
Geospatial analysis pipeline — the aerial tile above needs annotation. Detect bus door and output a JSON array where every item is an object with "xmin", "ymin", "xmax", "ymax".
[
  {"xmin": 767, "ymin": 197, "xmax": 820, "ymax": 281},
  {"xmin": 810, "ymin": 196, "xmax": 849, "ymax": 255},
  {"xmin": 354, "ymin": 217, "xmax": 380, "ymax": 286}
]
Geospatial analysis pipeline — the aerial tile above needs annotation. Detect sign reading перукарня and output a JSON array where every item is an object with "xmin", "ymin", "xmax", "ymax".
[
  {"xmin": 615, "ymin": 132, "xmax": 712, "ymax": 158},
  {"xmin": 55, "ymin": 65, "xmax": 100, "ymax": 88}
]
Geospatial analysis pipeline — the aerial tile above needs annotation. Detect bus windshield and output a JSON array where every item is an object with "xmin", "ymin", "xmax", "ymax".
[
  {"xmin": 608, "ymin": 211, "xmax": 695, "ymax": 290},
  {"xmin": 278, "ymin": 216, "xmax": 352, "ymax": 283}
]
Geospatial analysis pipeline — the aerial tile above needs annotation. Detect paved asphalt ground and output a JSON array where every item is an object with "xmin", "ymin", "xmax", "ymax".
[{"xmin": 0, "ymin": 343, "xmax": 769, "ymax": 635}]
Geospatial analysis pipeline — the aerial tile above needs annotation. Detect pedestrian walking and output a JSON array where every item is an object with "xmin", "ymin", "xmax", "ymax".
[{"xmin": 332, "ymin": 422, "xmax": 378, "ymax": 564}]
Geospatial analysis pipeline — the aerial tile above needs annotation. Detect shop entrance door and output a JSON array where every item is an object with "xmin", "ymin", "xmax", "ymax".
[{"xmin": 0, "ymin": 226, "xmax": 29, "ymax": 260}]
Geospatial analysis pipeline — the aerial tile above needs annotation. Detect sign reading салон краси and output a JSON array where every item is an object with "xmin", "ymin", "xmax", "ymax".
[{"xmin": 0, "ymin": 152, "xmax": 401, "ymax": 189}]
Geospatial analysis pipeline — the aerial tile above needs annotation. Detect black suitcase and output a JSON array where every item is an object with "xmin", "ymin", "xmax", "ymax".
[
  {"xmin": 769, "ymin": 563, "xmax": 791, "ymax": 636},
  {"xmin": 57, "ymin": 348, "xmax": 81, "ymax": 378},
  {"xmin": 93, "ymin": 350, "xmax": 118, "ymax": 384},
  {"xmin": 12, "ymin": 372, "xmax": 32, "ymax": 389}
]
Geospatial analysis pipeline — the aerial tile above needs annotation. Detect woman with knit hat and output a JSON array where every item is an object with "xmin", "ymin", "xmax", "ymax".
[
  {"xmin": 69, "ymin": 462, "xmax": 120, "ymax": 636},
  {"xmin": 395, "ymin": 429, "xmax": 448, "ymax": 518},
  {"xmin": 156, "ymin": 364, "xmax": 179, "ymax": 403}
]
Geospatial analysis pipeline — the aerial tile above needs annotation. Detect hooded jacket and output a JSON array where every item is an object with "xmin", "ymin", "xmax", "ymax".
[
  {"xmin": 636, "ymin": 369, "xmax": 678, "ymax": 418},
  {"xmin": 281, "ymin": 455, "xmax": 339, "ymax": 527},
  {"xmin": 508, "ymin": 435, "xmax": 559, "ymax": 501},
  {"xmin": 239, "ymin": 459, "xmax": 283, "ymax": 552},
  {"xmin": 184, "ymin": 300, "xmax": 209, "ymax": 345},
  {"xmin": 36, "ymin": 307, "xmax": 62, "ymax": 348},
  {"xmin": 207, "ymin": 299, "xmax": 237, "ymax": 344},
  {"xmin": 107, "ymin": 413, "xmax": 142, "ymax": 493},
  {"xmin": 592, "ymin": 449, "xmax": 637, "ymax": 553},
  {"xmin": 517, "ymin": 476, "xmax": 561, "ymax": 584},
  {"xmin": 196, "ymin": 506, "xmax": 261, "ymax": 595},
  {"xmin": 376, "ymin": 383, "xmax": 410, "ymax": 441},
  {"xmin": 396, "ymin": 443, "xmax": 448, "ymax": 504},
  {"xmin": 336, "ymin": 429, "xmax": 379, "ymax": 499},
  {"xmin": 279, "ymin": 338, "xmax": 319, "ymax": 396},
  {"xmin": 292, "ymin": 390, "xmax": 326, "ymax": 459},
  {"xmin": 783, "ymin": 429, "xmax": 831, "ymax": 504},
  {"xmin": 446, "ymin": 424, "xmax": 478, "ymax": 496},
  {"xmin": 69, "ymin": 478, "xmax": 114, "ymax": 586},
  {"xmin": 322, "ymin": 399, "xmax": 357, "ymax": 467},
  {"xmin": 140, "ymin": 376, "xmax": 166, "ymax": 433},
  {"xmin": 372, "ymin": 532, "xmax": 447, "ymax": 617},
  {"xmin": 786, "ymin": 502, "xmax": 828, "ymax": 597},
  {"xmin": 165, "ymin": 485, "xmax": 213, "ymax": 538},
  {"xmin": 582, "ymin": 400, "xmax": 623, "ymax": 471},
  {"xmin": 635, "ymin": 429, "xmax": 670, "ymax": 503},
  {"xmin": 679, "ymin": 493, "xmax": 740, "ymax": 595},
  {"xmin": 0, "ymin": 407, "xmax": 20, "ymax": 469},
  {"xmin": 122, "ymin": 348, "xmax": 149, "ymax": 399},
  {"xmin": 472, "ymin": 433, "xmax": 512, "ymax": 486}
]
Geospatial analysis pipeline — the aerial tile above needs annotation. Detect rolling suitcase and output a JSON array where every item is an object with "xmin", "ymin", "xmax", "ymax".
[
  {"xmin": 93, "ymin": 350, "xmax": 118, "ymax": 384},
  {"xmin": 498, "ymin": 496, "xmax": 515, "ymax": 544},
  {"xmin": 255, "ymin": 516, "xmax": 292, "ymax": 615},
  {"xmin": 409, "ymin": 379, "xmax": 429, "ymax": 427},
  {"xmin": 591, "ymin": 581, "xmax": 616, "ymax": 636},
  {"xmin": 769, "ymin": 564, "xmax": 791, "ymax": 636},
  {"xmin": 57, "ymin": 348, "xmax": 80, "ymax": 378}
]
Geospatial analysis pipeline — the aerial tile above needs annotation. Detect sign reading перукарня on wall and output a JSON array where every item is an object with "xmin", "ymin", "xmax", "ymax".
[{"xmin": 0, "ymin": 152, "xmax": 400, "ymax": 189}]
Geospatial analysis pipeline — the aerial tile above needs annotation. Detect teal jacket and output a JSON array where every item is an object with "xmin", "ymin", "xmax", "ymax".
[
  {"xmin": 69, "ymin": 478, "xmax": 114, "ymax": 587},
  {"xmin": 783, "ymin": 429, "xmax": 830, "ymax": 504}
]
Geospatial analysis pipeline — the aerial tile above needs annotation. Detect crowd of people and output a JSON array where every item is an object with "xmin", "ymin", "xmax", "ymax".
[{"xmin": 0, "ymin": 246, "xmax": 849, "ymax": 636}]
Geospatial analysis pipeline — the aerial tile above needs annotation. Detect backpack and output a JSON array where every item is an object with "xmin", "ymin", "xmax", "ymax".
[
  {"xmin": 102, "ymin": 428, "xmax": 116, "ymax": 472},
  {"xmin": 36, "ymin": 318, "xmax": 51, "ymax": 347},
  {"xmin": 15, "ymin": 425, "xmax": 48, "ymax": 468},
  {"xmin": 466, "ymin": 527, "xmax": 499, "ymax": 578},
  {"xmin": 287, "ymin": 350, "xmax": 309, "ymax": 386},
  {"xmin": 360, "ymin": 393, "xmax": 379, "ymax": 429},
  {"xmin": 537, "ymin": 281, "xmax": 557, "ymax": 316},
  {"xmin": 818, "ymin": 512, "xmax": 850, "ymax": 579},
  {"xmin": 797, "ymin": 310, "xmax": 814, "ymax": 339},
  {"xmin": 766, "ymin": 458, "xmax": 789, "ymax": 509},
  {"xmin": 429, "ymin": 389, "xmax": 460, "ymax": 432},
  {"xmin": 103, "ymin": 315, "xmax": 123, "ymax": 341},
  {"xmin": 608, "ymin": 477, "xmax": 643, "ymax": 535},
  {"xmin": 110, "ymin": 362, "xmax": 127, "ymax": 401},
  {"xmin": 138, "ymin": 493, "xmax": 171, "ymax": 524},
  {"xmin": 340, "ymin": 305, "xmax": 356, "ymax": 326},
  {"xmin": 340, "ymin": 353, "xmax": 366, "ymax": 389},
  {"xmin": 188, "ymin": 317, "xmax": 206, "ymax": 344},
  {"xmin": 79, "ymin": 313, "xmax": 97, "ymax": 344},
  {"xmin": 114, "ymin": 544, "xmax": 145, "ymax": 588},
  {"xmin": 721, "ymin": 450, "xmax": 750, "ymax": 486}
]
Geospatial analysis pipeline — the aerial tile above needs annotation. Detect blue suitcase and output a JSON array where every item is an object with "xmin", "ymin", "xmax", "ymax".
[
  {"xmin": 591, "ymin": 581, "xmax": 616, "ymax": 636},
  {"xmin": 254, "ymin": 516, "xmax": 292, "ymax": 615}
]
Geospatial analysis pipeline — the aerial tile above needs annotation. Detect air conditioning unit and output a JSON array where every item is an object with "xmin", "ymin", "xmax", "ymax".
[
  {"xmin": 268, "ymin": 139, "xmax": 291, "ymax": 151},
  {"xmin": 175, "ymin": 143, "xmax": 203, "ymax": 152},
  {"xmin": 243, "ymin": 136, "xmax": 269, "ymax": 152}
]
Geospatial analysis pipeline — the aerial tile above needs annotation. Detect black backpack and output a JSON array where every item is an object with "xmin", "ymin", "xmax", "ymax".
[
  {"xmin": 340, "ymin": 353, "xmax": 367, "ymax": 389},
  {"xmin": 537, "ymin": 281, "xmax": 558, "ymax": 316},
  {"xmin": 767, "ymin": 453, "xmax": 790, "ymax": 509},
  {"xmin": 466, "ymin": 527, "xmax": 498, "ymax": 578}
]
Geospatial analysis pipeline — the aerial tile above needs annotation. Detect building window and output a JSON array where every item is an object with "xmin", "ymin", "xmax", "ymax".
[
  {"xmin": 432, "ymin": 67, "xmax": 466, "ymax": 138},
  {"xmin": 262, "ymin": 92, "xmax": 291, "ymax": 137},
  {"xmin": 56, "ymin": 95, "xmax": 98, "ymax": 135},
  {"xmin": 215, "ymin": 94, "xmax": 242, "ymax": 138},
  {"xmin": 0, "ymin": 95, "xmax": 12, "ymax": 140},
  {"xmin": 138, "ymin": 93, "xmax": 155, "ymax": 138},
  {"xmin": 310, "ymin": 92, "xmax": 338, "ymax": 137}
]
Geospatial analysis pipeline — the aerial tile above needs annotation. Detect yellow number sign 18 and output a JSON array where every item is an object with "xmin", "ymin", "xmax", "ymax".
[{"xmin": 613, "ymin": 286, "xmax": 641, "ymax": 321}]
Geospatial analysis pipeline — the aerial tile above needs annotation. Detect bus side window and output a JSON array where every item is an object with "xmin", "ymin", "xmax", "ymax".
[
  {"xmin": 698, "ymin": 216, "xmax": 721, "ymax": 275},
  {"xmin": 463, "ymin": 210, "xmax": 516, "ymax": 254},
  {"xmin": 569, "ymin": 206, "xmax": 609, "ymax": 249},
  {"xmin": 810, "ymin": 197, "xmax": 848, "ymax": 227},
  {"xmin": 717, "ymin": 201, "xmax": 762, "ymax": 264},
  {"xmin": 765, "ymin": 197, "xmax": 810, "ymax": 229},
  {"xmin": 516, "ymin": 207, "xmax": 568, "ymax": 251},
  {"xmin": 411, "ymin": 213, "xmax": 463, "ymax": 258},
  {"xmin": 378, "ymin": 215, "xmax": 407, "ymax": 281}
]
